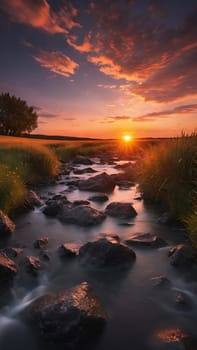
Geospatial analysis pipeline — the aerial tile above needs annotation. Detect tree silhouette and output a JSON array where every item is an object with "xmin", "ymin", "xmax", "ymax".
[{"xmin": 0, "ymin": 93, "xmax": 38, "ymax": 136}]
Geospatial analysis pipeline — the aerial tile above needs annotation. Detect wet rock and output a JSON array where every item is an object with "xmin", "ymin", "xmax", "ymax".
[
  {"xmin": 58, "ymin": 205, "xmax": 106, "ymax": 226},
  {"xmin": 24, "ymin": 256, "xmax": 42, "ymax": 276},
  {"xmin": 73, "ymin": 155, "xmax": 94, "ymax": 165},
  {"xmin": 40, "ymin": 250, "xmax": 51, "ymax": 261},
  {"xmin": 0, "ymin": 253, "xmax": 17, "ymax": 281},
  {"xmin": 134, "ymin": 196, "xmax": 142, "ymax": 201},
  {"xmin": 117, "ymin": 180, "xmax": 135, "ymax": 189},
  {"xmin": 151, "ymin": 328, "xmax": 197, "ymax": 350},
  {"xmin": 105, "ymin": 202, "xmax": 137, "ymax": 219},
  {"xmin": 79, "ymin": 238, "xmax": 136, "ymax": 268},
  {"xmin": 72, "ymin": 200, "xmax": 90, "ymax": 207},
  {"xmin": 88, "ymin": 194, "xmax": 109, "ymax": 203},
  {"xmin": 0, "ymin": 210, "xmax": 15, "ymax": 237},
  {"xmin": 73, "ymin": 167, "xmax": 97, "ymax": 174},
  {"xmin": 151, "ymin": 276, "xmax": 172, "ymax": 289},
  {"xmin": 114, "ymin": 162, "xmax": 133, "ymax": 170},
  {"xmin": 22, "ymin": 282, "xmax": 106, "ymax": 347},
  {"xmin": 168, "ymin": 244, "xmax": 195, "ymax": 267},
  {"xmin": 58, "ymin": 244, "xmax": 77, "ymax": 258},
  {"xmin": 34, "ymin": 237, "xmax": 49, "ymax": 249},
  {"xmin": 79, "ymin": 172, "xmax": 116, "ymax": 192},
  {"xmin": 26, "ymin": 190, "xmax": 44, "ymax": 207},
  {"xmin": 118, "ymin": 222, "xmax": 135, "ymax": 227},
  {"xmin": 43, "ymin": 196, "xmax": 70, "ymax": 217},
  {"xmin": 0, "ymin": 247, "xmax": 23, "ymax": 259},
  {"xmin": 125, "ymin": 233, "xmax": 167, "ymax": 248}
]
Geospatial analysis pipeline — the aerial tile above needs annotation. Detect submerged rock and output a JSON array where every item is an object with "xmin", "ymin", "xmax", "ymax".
[
  {"xmin": 34, "ymin": 237, "xmax": 49, "ymax": 249},
  {"xmin": 22, "ymin": 282, "xmax": 106, "ymax": 347},
  {"xmin": 0, "ymin": 210, "xmax": 15, "ymax": 237},
  {"xmin": 0, "ymin": 253, "xmax": 17, "ymax": 281},
  {"xmin": 43, "ymin": 196, "xmax": 70, "ymax": 217},
  {"xmin": 72, "ymin": 200, "xmax": 90, "ymax": 206},
  {"xmin": 58, "ymin": 205, "xmax": 106, "ymax": 226},
  {"xmin": 24, "ymin": 256, "xmax": 42, "ymax": 276},
  {"xmin": 105, "ymin": 202, "xmax": 137, "ymax": 219},
  {"xmin": 79, "ymin": 172, "xmax": 116, "ymax": 192},
  {"xmin": 168, "ymin": 244, "xmax": 195, "ymax": 267},
  {"xmin": 151, "ymin": 276, "xmax": 172, "ymax": 289},
  {"xmin": 125, "ymin": 233, "xmax": 167, "ymax": 248},
  {"xmin": 79, "ymin": 238, "xmax": 136, "ymax": 268},
  {"xmin": 88, "ymin": 194, "xmax": 109, "ymax": 203}
]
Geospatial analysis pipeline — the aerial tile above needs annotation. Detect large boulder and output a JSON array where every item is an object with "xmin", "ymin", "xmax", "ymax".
[
  {"xmin": 105, "ymin": 202, "xmax": 137, "ymax": 218},
  {"xmin": 0, "ymin": 253, "xmax": 17, "ymax": 281},
  {"xmin": 73, "ymin": 167, "xmax": 97, "ymax": 174},
  {"xmin": 168, "ymin": 244, "xmax": 195, "ymax": 267},
  {"xmin": 0, "ymin": 210, "xmax": 15, "ymax": 237},
  {"xmin": 22, "ymin": 282, "xmax": 106, "ymax": 347},
  {"xmin": 43, "ymin": 196, "xmax": 70, "ymax": 217},
  {"xmin": 125, "ymin": 233, "xmax": 167, "ymax": 248},
  {"xmin": 58, "ymin": 205, "xmax": 106, "ymax": 226},
  {"xmin": 78, "ymin": 172, "xmax": 116, "ymax": 192},
  {"xmin": 88, "ymin": 194, "xmax": 109, "ymax": 203},
  {"xmin": 79, "ymin": 238, "xmax": 136, "ymax": 268}
]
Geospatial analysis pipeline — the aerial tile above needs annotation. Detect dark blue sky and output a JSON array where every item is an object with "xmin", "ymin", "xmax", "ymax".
[{"xmin": 0, "ymin": 0, "xmax": 196, "ymax": 137}]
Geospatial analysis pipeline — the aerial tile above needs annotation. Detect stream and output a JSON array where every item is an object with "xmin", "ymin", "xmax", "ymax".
[{"xmin": 0, "ymin": 159, "xmax": 196, "ymax": 350}]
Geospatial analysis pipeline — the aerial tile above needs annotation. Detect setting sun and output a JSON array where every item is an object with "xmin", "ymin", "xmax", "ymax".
[{"xmin": 123, "ymin": 134, "xmax": 132, "ymax": 142}]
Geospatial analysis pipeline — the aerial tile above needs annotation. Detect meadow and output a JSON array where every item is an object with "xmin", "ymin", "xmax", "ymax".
[{"xmin": 0, "ymin": 134, "xmax": 196, "ymax": 246}]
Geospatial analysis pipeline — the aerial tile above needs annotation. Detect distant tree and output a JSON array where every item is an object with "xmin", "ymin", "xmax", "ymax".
[{"xmin": 0, "ymin": 93, "xmax": 38, "ymax": 136}]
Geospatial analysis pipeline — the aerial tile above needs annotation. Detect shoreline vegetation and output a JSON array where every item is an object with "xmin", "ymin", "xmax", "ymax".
[{"xmin": 0, "ymin": 133, "xmax": 196, "ymax": 246}]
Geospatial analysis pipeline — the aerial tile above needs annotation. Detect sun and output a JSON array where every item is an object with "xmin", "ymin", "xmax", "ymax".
[{"xmin": 123, "ymin": 134, "xmax": 132, "ymax": 142}]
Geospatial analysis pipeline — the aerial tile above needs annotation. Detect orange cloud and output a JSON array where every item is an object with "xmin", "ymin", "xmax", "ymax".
[
  {"xmin": 0, "ymin": 0, "xmax": 80, "ymax": 34},
  {"xmin": 67, "ymin": 33, "xmax": 93, "ymax": 53},
  {"xmin": 33, "ymin": 51, "xmax": 79, "ymax": 77}
]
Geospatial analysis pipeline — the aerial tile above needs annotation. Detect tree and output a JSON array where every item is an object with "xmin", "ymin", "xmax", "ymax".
[{"xmin": 0, "ymin": 93, "xmax": 38, "ymax": 136}]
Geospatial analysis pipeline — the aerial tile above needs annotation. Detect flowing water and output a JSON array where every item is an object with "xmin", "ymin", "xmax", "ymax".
[{"xmin": 0, "ymin": 160, "xmax": 196, "ymax": 350}]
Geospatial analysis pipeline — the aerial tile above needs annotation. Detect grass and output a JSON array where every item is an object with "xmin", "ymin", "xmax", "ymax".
[
  {"xmin": 0, "ymin": 164, "xmax": 26, "ymax": 213},
  {"xmin": 136, "ymin": 132, "xmax": 197, "ymax": 246}
]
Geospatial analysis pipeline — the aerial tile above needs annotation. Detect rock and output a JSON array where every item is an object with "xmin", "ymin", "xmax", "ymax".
[
  {"xmin": 0, "ymin": 247, "xmax": 23, "ymax": 259},
  {"xmin": 22, "ymin": 282, "xmax": 106, "ymax": 347},
  {"xmin": 157, "ymin": 212, "xmax": 173, "ymax": 224},
  {"xmin": 0, "ymin": 253, "xmax": 17, "ymax": 281},
  {"xmin": 151, "ymin": 328, "xmax": 197, "ymax": 350},
  {"xmin": 34, "ymin": 237, "xmax": 49, "ymax": 249},
  {"xmin": 134, "ymin": 196, "xmax": 142, "ymax": 201},
  {"xmin": 43, "ymin": 196, "xmax": 70, "ymax": 217},
  {"xmin": 72, "ymin": 200, "xmax": 90, "ymax": 206},
  {"xmin": 26, "ymin": 190, "xmax": 44, "ymax": 207},
  {"xmin": 0, "ymin": 210, "xmax": 15, "ymax": 237},
  {"xmin": 58, "ymin": 205, "xmax": 106, "ymax": 226},
  {"xmin": 105, "ymin": 202, "xmax": 137, "ymax": 219},
  {"xmin": 168, "ymin": 244, "xmax": 195, "ymax": 267},
  {"xmin": 125, "ymin": 233, "xmax": 167, "ymax": 248},
  {"xmin": 79, "ymin": 172, "xmax": 116, "ymax": 192},
  {"xmin": 24, "ymin": 256, "xmax": 42, "ymax": 276},
  {"xmin": 151, "ymin": 276, "xmax": 172, "ymax": 289},
  {"xmin": 73, "ymin": 167, "xmax": 97, "ymax": 174},
  {"xmin": 79, "ymin": 238, "xmax": 136, "ymax": 268},
  {"xmin": 88, "ymin": 194, "xmax": 109, "ymax": 203},
  {"xmin": 73, "ymin": 155, "xmax": 94, "ymax": 165},
  {"xmin": 114, "ymin": 162, "xmax": 133, "ymax": 170},
  {"xmin": 40, "ymin": 250, "xmax": 51, "ymax": 261},
  {"xmin": 118, "ymin": 222, "xmax": 135, "ymax": 227},
  {"xmin": 117, "ymin": 180, "xmax": 135, "ymax": 189},
  {"xmin": 58, "ymin": 244, "xmax": 77, "ymax": 258}
]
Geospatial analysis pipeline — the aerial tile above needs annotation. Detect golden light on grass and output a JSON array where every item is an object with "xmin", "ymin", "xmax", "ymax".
[{"xmin": 123, "ymin": 134, "xmax": 133, "ymax": 142}]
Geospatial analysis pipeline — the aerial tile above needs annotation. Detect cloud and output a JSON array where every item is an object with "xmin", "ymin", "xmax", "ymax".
[
  {"xmin": 101, "ymin": 116, "xmax": 131, "ymax": 123},
  {"xmin": 132, "ymin": 103, "xmax": 197, "ymax": 121},
  {"xmin": 97, "ymin": 84, "xmax": 118, "ymax": 89},
  {"xmin": 72, "ymin": 0, "xmax": 197, "ymax": 103},
  {"xmin": 0, "ymin": 0, "xmax": 80, "ymax": 34},
  {"xmin": 38, "ymin": 112, "xmax": 57, "ymax": 119},
  {"xmin": 63, "ymin": 117, "xmax": 76, "ymax": 121},
  {"xmin": 33, "ymin": 50, "xmax": 79, "ymax": 77}
]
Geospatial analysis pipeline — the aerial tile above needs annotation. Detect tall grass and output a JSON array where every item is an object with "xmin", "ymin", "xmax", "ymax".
[
  {"xmin": 0, "ymin": 164, "xmax": 26, "ymax": 213},
  {"xmin": 137, "ymin": 132, "xmax": 197, "ymax": 245},
  {"xmin": 0, "ymin": 144, "xmax": 58, "ymax": 184}
]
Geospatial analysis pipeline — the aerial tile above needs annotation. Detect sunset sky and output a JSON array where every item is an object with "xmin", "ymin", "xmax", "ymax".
[{"xmin": 0, "ymin": 0, "xmax": 196, "ymax": 138}]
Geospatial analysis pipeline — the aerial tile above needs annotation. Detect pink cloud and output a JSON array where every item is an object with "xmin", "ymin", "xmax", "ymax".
[
  {"xmin": 33, "ymin": 51, "xmax": 79, "ymax": 77},
  {"xmin": 0, "ymin": 0, "xmax": 80, "ymax": 34}
]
